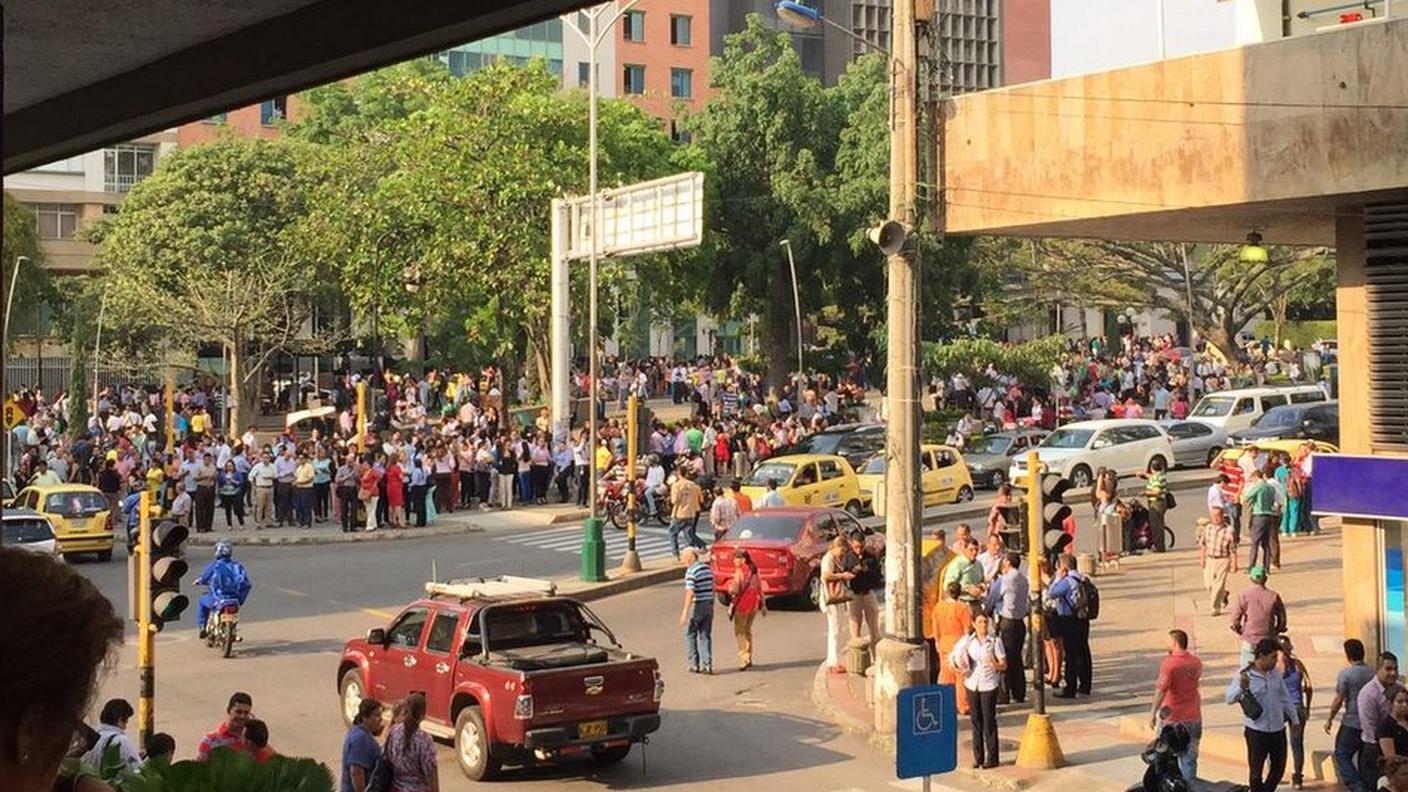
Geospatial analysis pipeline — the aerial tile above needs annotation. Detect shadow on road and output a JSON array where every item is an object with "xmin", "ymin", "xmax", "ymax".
[{"xmin": 239, "ymin": 637, "xmax": 347, "ymax": 657}]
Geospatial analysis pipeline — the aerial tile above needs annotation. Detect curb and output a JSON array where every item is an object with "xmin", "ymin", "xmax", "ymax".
[
  {"xmin": 1117, "ymin": 716, "xmax": 1336, "ymax": 783},
  {"xmin": 187, "ymin": 523, "xmax": 485, "ymax": 547},
  {"xmin": 549, "ymin": 508, "xmax": 591, "ymax": 524},
  {"xmin": 557, "ymin": 564, "xmax": 682, "ymax": 603},
  {"xmin": 811, "ymin": 663, "xmax": 874, "ymax": 737}
]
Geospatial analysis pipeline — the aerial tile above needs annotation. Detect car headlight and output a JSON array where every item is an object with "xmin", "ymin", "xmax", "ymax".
[{"xmin": 969, "ymin": 463, "xmax": 984, "ymax": 472}]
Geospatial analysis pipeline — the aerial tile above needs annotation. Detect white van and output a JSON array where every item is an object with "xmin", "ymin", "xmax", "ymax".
[{"xmin": 1188, "ymin": 386, "xmax": 1327, "ymax": 434}]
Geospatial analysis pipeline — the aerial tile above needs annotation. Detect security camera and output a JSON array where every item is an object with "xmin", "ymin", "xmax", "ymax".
[{"xmin": 866, "ymin": 221, "xmax": 908, "ymax": 256}]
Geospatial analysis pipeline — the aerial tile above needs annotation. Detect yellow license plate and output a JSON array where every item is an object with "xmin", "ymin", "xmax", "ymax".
[{"xmin": 578, "ymin": 720, "xmax": 608, "ymax": 739}]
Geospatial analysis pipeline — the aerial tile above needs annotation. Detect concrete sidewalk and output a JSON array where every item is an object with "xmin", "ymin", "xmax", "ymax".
[
  {"xmin": 814, "ymin": 514, "xmax": 1350, "ymax": 791},
  {"xmin": 187, "ymin": 502, "xmax": 589, "ymax": 546}
]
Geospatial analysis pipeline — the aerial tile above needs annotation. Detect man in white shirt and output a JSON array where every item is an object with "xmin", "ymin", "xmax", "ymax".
[
  {"xmin": 643, "ymin": 458, "xmax": 668, "ymax": 519},
  {"xmin": 83, "ymin": 699, "xmax": 143, "ymax": 773}
]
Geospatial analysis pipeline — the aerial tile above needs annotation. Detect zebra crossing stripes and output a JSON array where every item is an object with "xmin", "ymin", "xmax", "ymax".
[{"xmin": 496, "ymin": 524, "xmax": 684, "ymax": 562}]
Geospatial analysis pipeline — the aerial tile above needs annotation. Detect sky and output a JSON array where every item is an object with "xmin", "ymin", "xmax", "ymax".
[{"xmin": 1049, "ymin": 0, "xmax": 1239, "ymax": 78}]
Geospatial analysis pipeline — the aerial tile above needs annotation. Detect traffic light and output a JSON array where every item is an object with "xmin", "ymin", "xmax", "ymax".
[
  {"xmin": 149, "ymin": 520, "xmax": 189, "ymax": 631},
  {"xmin": 1041, "ymin": 475, "xmax": 1075, "ymax": 559}
]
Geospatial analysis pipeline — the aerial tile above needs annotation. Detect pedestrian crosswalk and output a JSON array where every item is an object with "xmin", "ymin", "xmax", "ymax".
[{"xmin": 495, "ymin": 523, "xmax": 692, "ymax": 563}]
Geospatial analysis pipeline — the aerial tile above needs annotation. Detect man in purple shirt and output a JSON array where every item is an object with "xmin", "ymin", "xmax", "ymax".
[
  {"xmin": 1357, "ymin": 651, "xmax": 1400, "ymax": 786},
  {"xmin": 1230, "ymin": 566, "xmax": 1286, "ymax": 666}
]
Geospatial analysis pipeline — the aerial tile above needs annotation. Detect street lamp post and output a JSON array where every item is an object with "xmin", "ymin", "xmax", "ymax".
[
  {"xmin": 777, "ymin": 0, "xmax": 927, "ymax": 735},
  {"xmin": 3, "ymin": 255, "xmax": 31, "ymax": 355},
  {"xmin": 564, "ymin": 1, "xmax": 643, "ymax": 582},
  {"xmin": 779, "ymin": 240, "xmax": 805, "ymax": 375}
]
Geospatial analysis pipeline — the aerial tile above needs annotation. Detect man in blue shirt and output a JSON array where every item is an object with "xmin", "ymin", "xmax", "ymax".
[
  {"xmin": 409, "ymin": 455, "xmax": 429, "ymax": 527},
  {"xmin": 986, "ymin": 552, "xmax": 1031, "ymax": 703},
  {"xmin": 1227, "ymin": 637, "xmax": 1298, "ymax": 792},
  {"xmin": 341, "ymin": 697, "xmax": 385, "ymax": 792},
  {"xmin": 1048, "ymin": 553, "xmax": 1092, "ymax": 698},
  {"xmin": 679, "ymin": 547, "xmax": 715, "ymax": 675}
]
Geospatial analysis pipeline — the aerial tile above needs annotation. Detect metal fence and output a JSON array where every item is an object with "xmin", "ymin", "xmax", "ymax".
[{"xmin": 4, "ymin": 357, "xmax": 143, "ymax": 396}]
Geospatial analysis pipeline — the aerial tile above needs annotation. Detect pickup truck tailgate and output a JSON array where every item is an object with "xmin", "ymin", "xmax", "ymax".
[{"xmin": 527, "ymin": 658, "xmax": 658, "ymax": 726}]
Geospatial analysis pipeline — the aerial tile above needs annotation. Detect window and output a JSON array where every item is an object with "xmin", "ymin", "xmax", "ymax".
[
  {"xmin": 670, "ymin": 14, "xmax": 692, "ymax": 45},
  {"xmin": 669, "ymin": 121, "xmax": 692, "ymax": 144},
  {"xmin": 818, "ymin": 460, "xmax": 843, "ymax": 481},
  {"xmin": 670, "ymin": 68, "xmax": 693, "ymax": 99},
  {"xmin": 386, "ymin": 608, "xmax": 429, "ymax": 649},
  {"xmin": 260, "ymin": 96, "xmax": 288, "ymax": 126},
  {"xmin": 1290, "ymin": 390, "xmax": 1327, "ymax": 404},
  {"xmin": 44, "ymin": 492, "xmax": 108, "ymax": 517},
  {"xmin": 1233, "ymin": 398, "xmax": 1256, "ymax": 415},
  {"xmin": 1260, "ymin": 395, "xmax": 1289, "ymax": 411},
  {"xmin": 103, "ymin": 143, "xmax": 157, "ymax": 192},
  {"xmin": 623, "ymin": 10, "xmax": 645, "ymax": 42},
  {"xmin": 424, "ymin": 612, "xmax": 460, "ymax": 654},
  {"xmin": 794, "ymin": 463, "xmax": 819, "ymax": 487},
  {"xmin": 578, "ymin": 62, "xmax": 591, "ymax": 88},
  {"xmin": 30, "ymin": 203, "xmax": 79, "ymax": 239},
  {"xmin": 623, "ymin": 64, "xmax": 645, "ymax": 95}
]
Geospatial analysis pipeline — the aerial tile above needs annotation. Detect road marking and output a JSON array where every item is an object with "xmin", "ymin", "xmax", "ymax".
[
  {"xmin": 269, "ymin": 585, "xmax": 310, "ymax": 598},
  {"xmin": 492, "ymin": 525, "xmax": 686, "ymax": 563},
  {"xmin": 360, "ymin": 607, "xmax": 395, "ymax": 619}
]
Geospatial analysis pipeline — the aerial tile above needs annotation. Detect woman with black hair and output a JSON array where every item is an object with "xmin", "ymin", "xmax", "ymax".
[
  {"xmin": 728, "ymin": 549, "xmax": 767, "ymax": 671},
  {"xmin": 384, "ymin": 693, "xmax": 438, "ymax": 792}
]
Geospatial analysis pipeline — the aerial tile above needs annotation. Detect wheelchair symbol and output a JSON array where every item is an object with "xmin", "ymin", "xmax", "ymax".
[{"xmin": 912, "ymin": 691, "xmax": 943, "ymax": 735}]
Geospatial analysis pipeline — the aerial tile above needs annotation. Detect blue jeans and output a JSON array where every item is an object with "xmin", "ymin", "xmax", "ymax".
[
  {"xmin": 669, "ymin": 518, "xmax": 703, "ymax": 557},
  {"xmin": 1334, "ymin": 725, "xmax": 1364, "ymax": 792},
  {"xmin": 686, "ymin": 601, "xmax": 713, "ymax": 671},
  {"xmin": 1176, "ymin": 719, "xmax": 1202, "ymax": 783},
  {"xmin": 518, "ymin": 471, "xmax": 533, "ymax": 504}
]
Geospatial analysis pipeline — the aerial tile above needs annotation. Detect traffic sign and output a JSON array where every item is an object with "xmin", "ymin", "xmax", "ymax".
[
  {"xmin": 3, "ymin": 397, "xmax": 21, "ymax": 431},
  {"xmin": 564, "ymin": 171, "xmax": 704, "ymax": 260},
  {"xmin": 897, "ymin": 684, "xmax": 958, "ymax": 779}
]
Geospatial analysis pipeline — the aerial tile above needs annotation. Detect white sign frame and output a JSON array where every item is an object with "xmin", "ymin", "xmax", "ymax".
[{"xmin": 564, "ymin": 171, "xmax": 704, "ymax": 260}]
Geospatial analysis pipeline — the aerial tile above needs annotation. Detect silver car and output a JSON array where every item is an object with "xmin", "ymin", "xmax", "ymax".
[
  {"xmin": 1, "ymin": 508, "xmax": 59, "ymax": 556},
  {"xmin": 1160, "ymin": 420, "xmax": 1229, "ymax": 469}
]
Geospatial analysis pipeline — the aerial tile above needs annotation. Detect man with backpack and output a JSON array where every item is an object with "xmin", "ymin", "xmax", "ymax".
[{"xmin": 1049, "ymin": 553, "xmax": 1096, "ymax": 699}]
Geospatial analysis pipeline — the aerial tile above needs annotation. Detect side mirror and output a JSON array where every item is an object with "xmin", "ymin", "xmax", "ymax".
[
  {"xmin": 366, "ymin": 628, "xmax": 386, "ymax": 645},
  {"xmin": 1092, "ymin": 439, "xmax": 1110, "ymax": 450}
]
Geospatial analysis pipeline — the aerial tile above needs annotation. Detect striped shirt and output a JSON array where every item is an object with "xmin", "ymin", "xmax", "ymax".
[{"xmin": 685, "ymin": 561, "xmax": 715, "ymax": 603}]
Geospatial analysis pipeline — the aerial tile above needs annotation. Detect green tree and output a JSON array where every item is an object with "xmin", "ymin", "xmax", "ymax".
[
  {"xmin": 2, "ymin": 193, "xmax": 53, "ymax": 350},
  {"xmin": 297, "ymin": 60, "xmax": 676, "ymax": 393},
  {"xmin": 87, "ymin": 137, "xmax": 336, "ymax": 432}
]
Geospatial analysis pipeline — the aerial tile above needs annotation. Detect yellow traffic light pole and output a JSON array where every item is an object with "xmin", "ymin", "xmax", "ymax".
[
  {"xmin": 135, "ymin": 490, "xmax": 156, "ymax": 747},
  {"xmin": 620, "ymin": 395, "xmax": 642, "ymax": 573},
  {"xmin": 1016, "ymin": 451, "xmax": 1065, "ymax": 769},
  {"xmin": 164, "ymin": 376, "xmax": 175, "ymax": 453},
  {"xmin": 355, "ymin": 381, "xmax": 368, "ymax": 452}
]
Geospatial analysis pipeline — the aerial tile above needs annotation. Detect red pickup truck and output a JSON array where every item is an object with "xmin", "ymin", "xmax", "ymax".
[{"xmin": 336, "ymin": 577, "xmax": 663, "ymax": 781}]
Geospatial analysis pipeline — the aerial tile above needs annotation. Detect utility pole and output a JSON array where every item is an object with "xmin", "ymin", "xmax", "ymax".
[
  {"xmin": 872, "ymin": 0, "xmax": 928, "ymax": 736},
  {"xmin": 621, "ymin": 394, "xmax": 642, "ymax": 573}
]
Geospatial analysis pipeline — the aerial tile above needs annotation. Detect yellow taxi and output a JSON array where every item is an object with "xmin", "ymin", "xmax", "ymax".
[
  {"xmin": 10, "ymin": 483, "xmax": 116, "ymax": 561},
  {"xmin": 856, "ymin": 444, "xmax": 975, "ymax": 516},
  {"xmin": 739, "ymin": 453, "xmax": 866, "ymax": 516},
  {"xmin": 1213, "ymin": 439, "xmax": 1338, "ymax": 466}
]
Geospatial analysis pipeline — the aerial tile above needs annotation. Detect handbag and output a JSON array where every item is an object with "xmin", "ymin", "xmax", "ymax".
[
  {"xmin": 1164, "ymin": 490, "xmax": 1177, "ymax": 509},
  {"xmin": 365, "ymin": 751, "xmax": 394, "ymax": 792},
  {"xmin": 824, "ymin": 579, "xmax": 853, "ymax": 607},
  {"xmin": 1235, "ymin": 686, "xmax": 1264, "ymax": 720}
]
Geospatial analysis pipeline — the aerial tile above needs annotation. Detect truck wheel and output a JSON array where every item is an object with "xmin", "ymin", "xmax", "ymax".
[
  {"xmin": 591, "ymin": 744, "xmax": 631, "ymax": 765},
  {"xmin": 455, "ymin": 706, "xmax": 500, "ymax": 781},
  {"xmin": 96, "ymin": 549, "xmax": 114, "ymax": 562},
  {"xmin": 338, "ymin": 669, "xmax": 365, "ymax": 728}
]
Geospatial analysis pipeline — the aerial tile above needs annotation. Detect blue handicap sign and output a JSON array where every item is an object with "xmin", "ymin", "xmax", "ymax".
[{"xmin": 896, "ymin": 684, "xmax": 958, "ymax": 779}]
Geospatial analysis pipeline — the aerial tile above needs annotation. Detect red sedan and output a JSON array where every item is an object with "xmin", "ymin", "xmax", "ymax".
[{"xmin": 709, "ymin": 507, "xmax": 882, "ymax": 609}]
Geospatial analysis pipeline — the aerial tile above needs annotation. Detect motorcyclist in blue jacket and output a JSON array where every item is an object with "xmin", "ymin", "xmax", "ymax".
[{"xmin": 195, "ymin": 542, "xmax": 251, "ymax": 637}]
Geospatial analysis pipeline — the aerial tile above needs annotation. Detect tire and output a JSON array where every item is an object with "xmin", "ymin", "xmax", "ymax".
[
  {"xmin": 606, "ymin": 502, "xmax": 628, "ymax": 531},
  {"xmin": 1069, "ymin": 465, "xmax": 1093, "ymax": 489},
  {"xmin": 803, "ymin": 572, "xmax": 822, "ymax": 610},
  {"xmin": 1206, "ymin": 447, "xmax": 1224, "ymax": 467},
  {"xmin": 221, "ymin": 623, "xmax": 236, "ymax": 658},
  {"xmin": 454, "ymin": 706, "xmax": 500, "ymax": 782},
  {"xmin": 955, "ymin": 485, "xmax": 974, "ymax": 503},
  {"xmin": 591, "ymin": 744, "xmax": 631, "ymax": 765},
  {"xmin": 844, "ymin": 500, "xmax": 863, "ymax": 518},
  {"xmin": 338, "ymin": 669, "xmax": 365, "ymax": 727},
  {"xmin": 989, "ymin": 471, "xmax": 1006, "ymax": 489},
  {"xmin": 96, "ymin": 549, "xmax": 113, "ymax": 562}
]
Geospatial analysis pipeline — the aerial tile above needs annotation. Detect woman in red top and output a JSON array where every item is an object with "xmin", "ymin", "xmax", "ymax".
[
  {"xmin": 385, "ymin": 453, "xmax": 406, "ymax": 529},
  {"xmin": 728, "ymin": 549, "xmax": 767, "ymax": 671},
  {"xmin": 358, "ymin": 461, "xmax": 381, "ymax": 532}
]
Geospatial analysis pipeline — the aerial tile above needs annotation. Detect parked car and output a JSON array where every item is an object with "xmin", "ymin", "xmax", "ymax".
[
  {"xmin": 1231, "ymin": 401, "xmax": 1339, "ymax": 447},
  {"xmin": 1187, "ymin": 385, "xmax": 1326, "ymax": 434},
  {"xmin": 962, "ymin": 430, "xmax": 1048, "ymax": 489},
  {"xmin": 1008, "ymin": 419, "xmax": 1173, "ymax": 489},
  {"xmin": 738, "ymin": 454, "xmax": 866, "ymax": 516},
  {"xmin": 772, "ymin": 423, "xmax": 886, "ymax": 470},
  {"xmin": 337, "ymin": 577, "xmax": 662, "ymax": 781},
  {"xmin": 1159, "ymin": 420, "xmax": 1229, "ymax": 468},
  {"xmin": 9, "ymin": 483, "xmax": 114, "ymax": 561},
  {"xmin": 856, "ymin": 444, "xmax": 974, "ymax": 516},
  {"xmin": 709, "ymin": 507, "xmax": 881, "ymax": 609},
  {"xmin": 1, "ymin": 508, "xmax": 58, "ymax": 555},
  {"xmin": 1213, "ymin": 440, "xmax": 1338, "ymax": 469}
]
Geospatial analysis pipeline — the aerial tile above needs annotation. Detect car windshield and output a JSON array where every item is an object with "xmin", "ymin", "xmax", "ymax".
[
  {"xmin": 861, "ymin": 456, "xmax": 886, "ymax": 475},
  {"xmin": 3, "ymin": 518, "xmax": 54, "ymax": 544},
  {"xmin": 43, "ymin": 492, "xmax": 108, "ymax": 517},
  {"xmin": 1254, "ymin": 408, "xmax": 1299, "ymax": 428},
  {"xmin": 1192, "ymin": 396, "xmax": 1235, "ymax": 417},
  {"xmin": 791, "ymin": 433, "xmax": 844, "ymax": 455},
  {"xmin": 965, "ymin": 436, "xmax": 1010, "ymax": 455},
  {"xmin": 725, "ymin": 515, "xmax": 805, "ymax": 542},
  {"xmin": 483, "ymin": 602, "xmax": 588, "ymax": 650},
  {"xmin": 745, "ymin": 461, "xmax": 796, "ymax": 487},
  {"xmin": 1041, "ymin": 429, "xmax": 1093, "ymax": 449}
]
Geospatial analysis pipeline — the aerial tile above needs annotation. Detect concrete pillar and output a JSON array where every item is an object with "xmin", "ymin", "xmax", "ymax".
[
  {"xmin": 1335, "ymin": 210, "xmax": 1382, "ymax": 650},
  {"xmin": 550, "ymin": 199, "xmax": 572, "ymax": 446}
]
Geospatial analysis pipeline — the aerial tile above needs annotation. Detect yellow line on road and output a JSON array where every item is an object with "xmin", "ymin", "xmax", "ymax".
[
  {"xmin": 269, "ymin": 585, "xmax": 310, "ymax": 598},
  {"xmin": 360, "ymin": 607, "xmax": 395, "ymax": 619}
]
